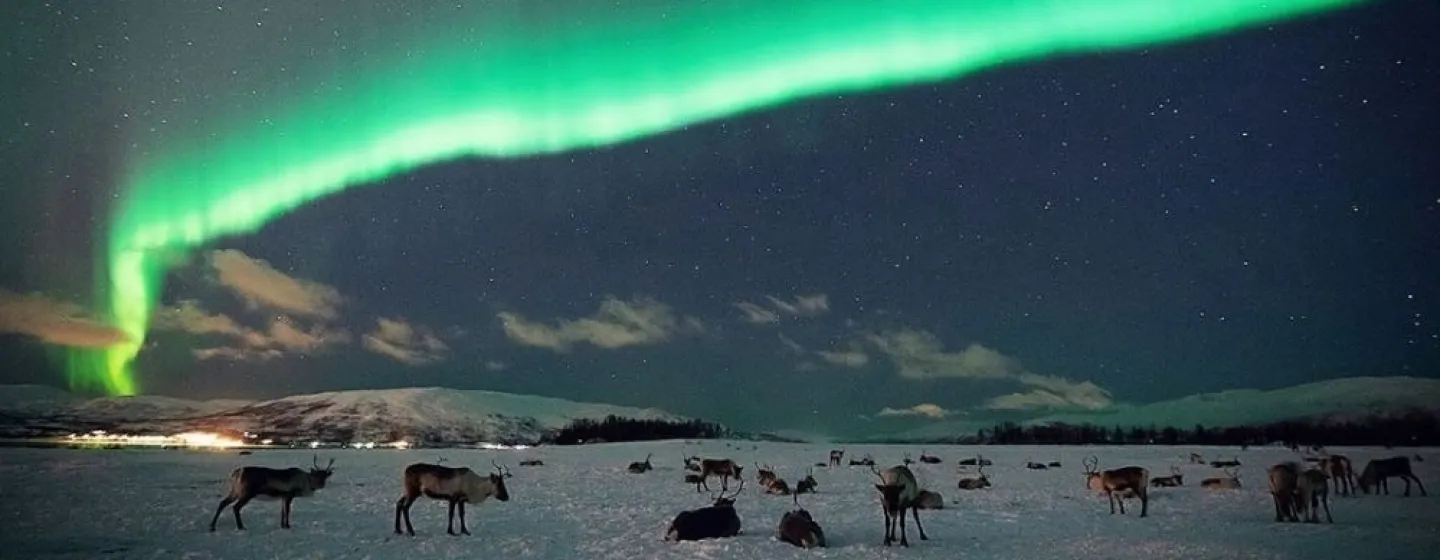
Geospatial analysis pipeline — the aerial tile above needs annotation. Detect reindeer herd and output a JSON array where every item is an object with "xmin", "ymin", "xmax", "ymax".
[{"xmin": 204, "ymin": 445, "xmax": 1430, "ymax": 549}]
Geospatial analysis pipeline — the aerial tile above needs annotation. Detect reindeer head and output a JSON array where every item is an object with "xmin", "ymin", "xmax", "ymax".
[
  {"xmin": 711, "ymin": 478, "xmax": 745, "ymax": 507},
  {"xmin": 490, "ymin": 460, "xmax": 513, "ymax": 501},
  {"xmin": 309, "ymin": 455, "xmax": 336, "ymax": 488}
]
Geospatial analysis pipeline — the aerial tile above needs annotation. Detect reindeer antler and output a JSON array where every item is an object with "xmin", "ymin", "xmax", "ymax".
[{"xmin": 493, "ymin": 459, "xmax": 513, "ymax": 478}]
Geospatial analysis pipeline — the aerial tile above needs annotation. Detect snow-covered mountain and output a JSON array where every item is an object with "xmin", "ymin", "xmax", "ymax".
[{"xmin": 0, "ymin": 385, "xmax": 685, "ymax": 444}]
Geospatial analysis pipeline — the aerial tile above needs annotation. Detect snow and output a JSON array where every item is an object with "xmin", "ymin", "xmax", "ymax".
[{"xmin": 2, "ymin": 442, "xmax": 1437, "ymax": 559}]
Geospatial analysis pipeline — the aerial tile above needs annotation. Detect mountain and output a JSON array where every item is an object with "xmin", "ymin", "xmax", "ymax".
[
  {"xmin": 882, "ymin": 376, "xmax": 1440, "ymax": 442},
  {"xmin": 0, "ymin": 385, "xmax": 686, "ymax": 444}
]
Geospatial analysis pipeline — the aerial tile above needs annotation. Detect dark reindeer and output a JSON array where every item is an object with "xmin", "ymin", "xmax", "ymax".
[
  {"xmin": 683, "ymin": 472, "xmax": 707, "ymax": 492},
  {"xmin": 828, "ymin": 449, "xmax": 845, "ymax": 467},
  {"xmin": 1210, "ymin": 457, "xmax": 1242, "ymax": 468},
  {"xmin": 795, "ymin": 467, "xmax": 818, "ymax": 494},
  {"xmin": 627, "ymin": 453, "xmax": 654, "ymax": 473},
  {"xmin": 209, "ymin": 456, "xmax": 335, "ymax": 531},
  {"xmin": 1025, "ymin": 458, "xmax": 1048, "ymax": 470},
  {"xmin": 1267, "ymin": 462, "xmax": 1301, "ymax": 523},
  {"xmin": 519, "ymin": 459, "xmax": 544, "ymax": 467},
  {"xmin": 958, "ymin": 463, "xmax": 991, "ymax": 490},
  {"xmin": 849, "ymin": 454, "xmax": 876, "ymax": 467},
  {"xmin": 666, "ymin": 479, "xmax": 745, "ymax": 541},
  {"xmin": 1150, "ymin": 466, "xmax": 1184, "ymax": 488},
  {"xmin": 873, "ymin": 464, "xmax": 928, "ymax": 547},
  {"xmin": 776, "ymin": 492, "xmax": 826, "ymax": 548},
  {"xmin": 919, "ymin": 450, "xmax": 942, "ymax": 464},
  {"xmin": 394, "ymin": 460, "xmax": 512, "ymax": 536},
  {"xmin": 1358, "ymin": 456, "xmax": 1427, "ymax": 497},
  {"xmin": 695, "ymin": 458, "xmax": 743, "ymax": 491}
]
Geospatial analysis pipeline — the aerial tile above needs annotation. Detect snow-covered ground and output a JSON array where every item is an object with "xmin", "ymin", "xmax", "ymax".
[{"xmin": 1, "ymin": 442, "xmax": 1436, "ymax": 559}]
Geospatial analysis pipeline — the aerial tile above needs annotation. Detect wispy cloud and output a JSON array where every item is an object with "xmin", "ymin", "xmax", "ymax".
[
  {"xmin": 208, "ymin": 249, "xmax": 343, "ymax": 319},
  {"xmin": 0, "ymin": 289, "xmax": 130, "ymax": 348},
  {"xmin": 877, "ymin": 403, "xmax": 957, "ymax": 419},
  {"xmin": 865, "ymin": 328, "xmax": 1112, "ymax": 411},
  {"xmin": 734, "ymin": 293, "xmax": 830, "ymax": 324},
  {"xmin": 152, "ymin": 300, "xmax": 348, "ymax": 361},
  {"xmin": 817, "ymin": 348, "xmax": 869, "ymax": 368},
  {"xmin": 362, "ymin": 317, "xmax": 449, "ymax": 366},
  {"xmin": 498, "ymin": 296, "xmax": 702, "ymax": 352}
]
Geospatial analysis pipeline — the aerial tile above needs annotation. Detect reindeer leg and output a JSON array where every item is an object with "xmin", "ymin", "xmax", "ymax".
[
  {"xmin": 881, "ymin": 508, "xmax": 892, "ymax": 546},
  {"xmin": 281, "ymin": 495, "xmax": 292, "ymax": 529},
  {"xmin": 394, "ymin": 496, "xmax": 409, "ymax": 535},
  {"xmin": 446, "ymin": 500, "xmax": 457, "ymax": 535},
  {"xmin": 1138, "ymin": 490, "xmax": 1148, "ymax": 518},
  {"xmin": 1321, "ymin": 495, "xmax": 1333, "ymax": 523},
  {"xmin": 1411, "ymin": 475, "xmax": 1428, "ymax": 497},
  {"xmin": 210, "ymin": 496, "xmax": 235, "ymax": 532},
  {"xmin": 1107, "ymin": 491, "xmax": 1116, "ymax": 514},
  {"xmin": 232, "ymin": 494, "xmax": 252, "ymax": 530},
  {"xmin": 911, "ymin": 505, "xmax": 928, "ymax": 540},
  {"xmin": 898, "ymin": 505, "xmax": 909, "ymax": 547},
  {"xmin": 402, "ymin": 498, "xmax": 417, "ymax": 536},
  {"xmin": 459, "ymin": 502, "xmax": 470, "ymax": 535}
]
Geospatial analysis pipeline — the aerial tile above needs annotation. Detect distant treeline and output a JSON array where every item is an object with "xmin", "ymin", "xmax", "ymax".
[
  {"xmin": 543, "ymin": 415, "xmax": 727, "ymax": 445},
  {"xmin": 961, "ymin": 410, "xmax": 1440, "ymax": 447}
]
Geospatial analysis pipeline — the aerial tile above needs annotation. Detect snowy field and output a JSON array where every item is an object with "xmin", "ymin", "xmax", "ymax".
[{"xmin": 1, "ymin": 441, "xmax": 1437, "ymax": 560}]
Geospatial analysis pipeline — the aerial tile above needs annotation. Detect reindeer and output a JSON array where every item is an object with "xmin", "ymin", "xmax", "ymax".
[
  {"xmin": 1210, "ymin": 457, "xmax": 1242, "ymax": 468},
  {"xmin": 914, "ymin": 490, "xmax": 944, "ymax": 510},
  {"xmin": 666, "ymin": 480, "xmax": 744, "ymax": 541},
  {"xmin": 1201, "ymin": 467, "xmax": 1242, "ymax": 490},
  {"xmin": 209, "ymin": 456, "xmax": 335, "ymax": 531},
  {"xmin": 872, "ymin": 464, "xmax": 929, "ymax": 547},
  {"xmin": 1025, "ymin": 458, "xmax": 1048, "ymax": 470},
  {"xmin": 958, "ymin": 455, "xmax": 992, "ymax": 467},
  {"xmin": 627, "ymin": 453, "xmax": 654, "ymax": 473},
  {"xmin": 1358, "ymin": 456, "xmax": 1428, "ymax": 497},
  {"xmin": 683, "ymin": 473, "xmax": 707, "ymax": 492},
  {"xmin": 394, "ymin": 460, "xmax": 512, "ymax": 536},
  {"xmin": 519, "ymin": 459, "xmax": 544, "ymax": 467},
  {"xmin": 755, "ymin": 462, "xmax": 777, "ymax": 486},
  {"xmin": 764, "ymin": 477, "xmax": 793, "ymax": 496},
  {"xmin": 828, "ymin": 449, "xmax": 844, "ymax": 467},
  {"xmin": 919, "ymin": 450, "xmax": 942, "ymax": 464},
  {"xmin": 1047, "ymin": 461, "xmax": 1062, "ymax": 468},
  {"xmin": 1267, "ymin": 462, "xmax": 1301, "ymax": 522},
  {"xmin": 1083, "ymin": 456, "xmax": 1148, "ymax": 517},
  {"xmin": 903, "ymin": 452, "xmax": 915, "ymax": 466},
  {"xmin": 1297, "ymin": 468, "xmax": 1333, "ymax": 523},
  {"xmin": 958, "ymin": 463, "xmax": 991, "ymax": 490},
  {"xmin": 1150, "ymin": 466, "xmax": 1184, "ymax": 488},
  {"xmin": 850, "ymin": 454, "xmax": 875, "ymax": 467},
  {"xmin": 1189, "ymin": 452, "xmax": 1204, "ymax": 465},
  {"xmin": 795, "ymin": 467, "xmax": 818, "ymax": 494},
  {"xmin": 777, "ymin": 492, "xmax": 826, "ymax": 548},
  {"xmin": 695, "ymin": 458, "xmax": 743, "ymax": 491},
  {"xmin": 1318, "ymin": 455, "xmax": 1356, "ymax": 496},
  {"xmin": 682, "ymin": 453, "xmax": 702, "ymax": 472}
]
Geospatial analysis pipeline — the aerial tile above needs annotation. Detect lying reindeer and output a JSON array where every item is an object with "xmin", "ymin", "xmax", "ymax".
[
  {"xmin": 764, "ymin": 477, "xmax": 792, "ymax": 496},
  {"xmin": 914, "ymin": 490, "xmax": 944, "ymax": 510},
  {"xmin": 1025, "ymin": 459, "xmax": 1048, "ymax": 470},
  {"xmin": 627, "ymin": 453, "xmax": 654, "ymax": 473},
  {"xmin": 666, "ymin": 479, "xmax": 744, "ymax": 541},
  {"xmin": 696, "ymin": 458, "xmax": 743, "ymax": 491},
  {"xmin": 850, "ymin": 455, "xmax": 876, "ymax": 467},
  {"xmin": 1358, "ymin": 456, "xmax": 1427, "ymax": 497},
  {"xmin": 795, "ymin": 467, "xmax": 818, "ymax": 494},
  {"xmin": 1201, "ymin": 467, "xmax": 1242, "ymax": 490},
  {"xmin": 1297, "ymin": 467, "xmax": 1333, "ymax": 523},
  {"xmin": 1267, "ymin": 462, "xmax": 1301, "ymax": 522},
  {"xmin": 209, "ymin": 456, "xmax": 335, "ymax": 531},
  {"xmin": 829, "ymin": 449, "xmax": 844, "ymax": 467},
  {"xmin": 958, "ymin": 464, "xmax": 991, "ymax": 490},
  {"xmin": 958, "ymin": 455, "xmax": 992, "ymax": 467},
  {"xmin": 1210, "ymin": 457, "xmax": 1242, "ymax": 468},
  {"xmin": 519, "ymin": 459, "xmax": 544, "ymax": 467},
  {"xmin": 776, "ymin": 492, "xmax": 826, "ymax": 548},
  {"xmin": 1083, "ymin": 456, "xmax": 1149, "ymax": 517},
  {"xmin": 873, "ymin": 464, "xmax": 929, "ymax": 547},
  {"xmin": 394, "ymin": 460, "xmax": 512, "ymax": 536},
  {"xmin": 755, "ymin": 462, "xmax": 777, "ymax": 486},
  {"xmin": 1318, "ymin": 455, "xmax": 1355, "ymax": 496},
  {"xmin": 1047, "ymin": 461, "xmax": 1062, "ymax": 468},
  {"xmin": 919, "ymin": 450, "xmax": 942, "ymax": 464},
  {"xmin": 1150, "ymin": 466, "xmax": 1184, "ymax": 487}
]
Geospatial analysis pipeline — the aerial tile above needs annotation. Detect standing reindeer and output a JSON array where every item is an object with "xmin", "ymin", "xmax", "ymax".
[
  {"xmin": 872, "ymin": 464, "xmax": 929, "ymax": 547},
  {"xmin": 1267, "ymin": 462, "xmax": 1301, "ymax": 522},
  {"xmin": 627, "ymin": 453, "xmax": 653, "ymax": 473},
  {"xmin": 1318, "ymin": 455, "xmax": 1356, "ymax": 496},
  {"xmin": 828, "ymin": 450, "xmax": 844, "ymax": 467},
  {"xmin": 1201, "ymin": 467, "xmax": 1243, "ymax": 490},
  {"xmin": 393, "ymin": 460, "xmax": 512, "ymax": 536},
  {"xmin": 1083, "ymin": 456, "xmax": 1149, "ymax": 517},
  {"xmin": 776, "ymin": 492, "xmax": 826, "ymax": 548},
  {"xmin": 209, "ymin": 456, "xmax": 335, "ymax": 531},
  {"xmin": 1297, "ymin": 468, "xmax": 1333, "ymax": 523},
  {"xmin": 1358, "ymin": 456, "xmax": 1427, "ymax": 497},
  {"xmin": 666, "ymin": 480, "xmax": 745, "ymax": 541},
  {"xmin": 695, "ymin": 458, "xmax": 744, "ymax": 491}
]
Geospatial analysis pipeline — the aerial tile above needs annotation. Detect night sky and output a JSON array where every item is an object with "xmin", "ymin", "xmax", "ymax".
[{"xmin": 2, "ymin": 1, "xmax": 1437, "ymax": 438}]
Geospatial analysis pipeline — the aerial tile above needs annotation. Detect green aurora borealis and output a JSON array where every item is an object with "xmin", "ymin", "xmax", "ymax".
[{"xmin": 74, "ymin": 0, "xmax": 1368, "ymax": 395}]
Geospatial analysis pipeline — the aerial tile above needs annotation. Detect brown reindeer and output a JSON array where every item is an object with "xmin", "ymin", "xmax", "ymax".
[
  {"xmin": 394, "ymin": 460, "xmax": 512, "ymax": 536},
  {"xmin": 1297, "ymin": 468, "xmax": 1333, "ymax": 523},
  {"xmin": 958, "ymin": 463, "xmax": 991, "ymax": 490},
  {"xmin": 1084, "ymin": 456, "xmax": 1149, "ymax": 517},
  {"xmin": 683, "ymin": 472, "xmax": 707, "ymax": 492},
  {"xmin": 1201, "ymin": 467, "xmax": 1242, "ymax": 490},
  {"xmin": 1267, "ymin": 462, "xmax": 1301, "ymax": 522},
  {"xmin": 828, "ymin": 449, "xmax": 844, "ymax": 467},
  {"xmin": 1318, "ymin": 455, "xmax": 1356, "ymax": 496},
  {"xmin": 873, "ymin": 464, "xmax": 928, "ymax": 547},
  {"xmin": 696, "ymin": 458, "xmax": 744, "ymax": 491},
  {"xmin": 209, "ymin": 456, "xmax": 335, "ymax": 531},
  {"xmin": 1358, "ymin": 456, "xmax": 1427, "ymax": 497},
  {"xmin": 755, "ymin": 462, "xmax": 777, "ymax": 486},
  {"xmin": 777, "ymin": 493, "xmax": 826, "ymax": 548},
  {"xmin": 1150, "ymin": 466, "xmax": 1184, "ymax": 488},
  {"xmin": 919, "ymin": 450, "xmax": 942, "ymax": 464},
  {"xmin": 914, "ymin": 490, "xmax": 944, "ymax": 510}
]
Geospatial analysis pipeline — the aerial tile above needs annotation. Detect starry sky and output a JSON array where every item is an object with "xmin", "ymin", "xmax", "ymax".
[{"xmin": 1, "ymin": 1, "xmax": 1437, "ymax": 438}]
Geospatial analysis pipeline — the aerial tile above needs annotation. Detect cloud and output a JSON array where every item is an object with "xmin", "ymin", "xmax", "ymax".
[
  {"xmin": 484, "ymin": 360, "xmax": 508, "ymax": 371},
  {"xmin": 152, "ymin": 300, "xmax": 348, "ymax": 362},
  {"xmin": 362, "ymin": 317, "xmax": 449, "ymax": 366},
  {"xmin": 778, "ymin": 333, "xmax": 806, "ymax": 355},
  {"xmin": 864, "ymin": 327, "xmax": 1113, "ymax": 411},
  {"xmin": 498, "ymin": 296, "xmax": 701, "ymax": 352},
  {"xmin": 817, "ymin": 348, "xmax": 869, "ymax": 368},
  {"xmin": 208, "ymin": 249, "xmax": 343, "ymax": 319},
  {"xmin": 733, "ymin": 293, "xmax": 829, "ymax": 324},
  {"xmin": 877, "ymin": 403, "xmax": 957, "ymax": 419},
  {"xmin": 0, "ymin": 289, "xmax": 130, "ymax": 348}
]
